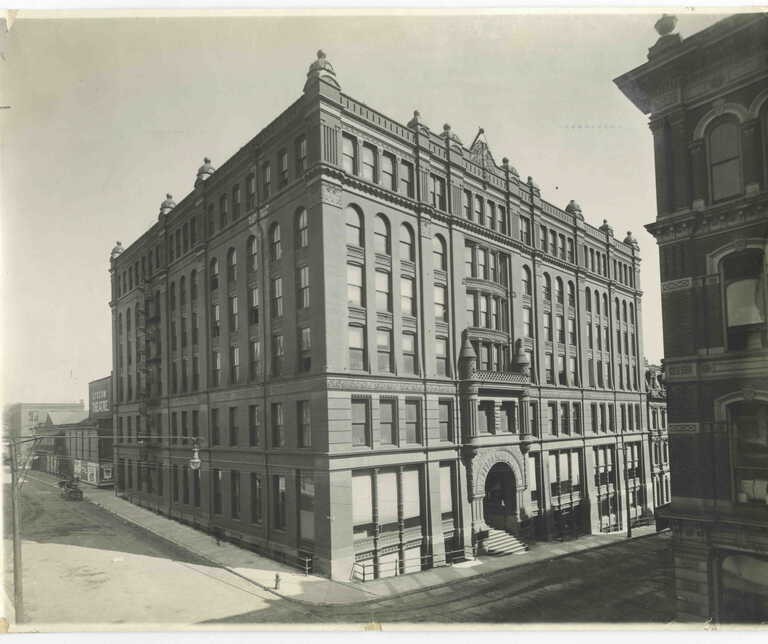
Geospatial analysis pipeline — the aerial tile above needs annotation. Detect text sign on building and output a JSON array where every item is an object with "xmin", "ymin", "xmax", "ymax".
[{"xmin": 88, "ymin": 377, "xmax": 112, "ymax": 418}]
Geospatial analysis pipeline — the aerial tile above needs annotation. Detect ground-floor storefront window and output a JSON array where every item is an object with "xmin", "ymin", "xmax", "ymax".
[{"xmin": 719, "ymin": 552, "xmax": 768, "ymax": 622}]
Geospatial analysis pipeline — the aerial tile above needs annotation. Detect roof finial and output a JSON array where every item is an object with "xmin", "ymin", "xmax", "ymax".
[{"xmin": 654, "ymin": 14, "xmax": 677, "ymax": 37}]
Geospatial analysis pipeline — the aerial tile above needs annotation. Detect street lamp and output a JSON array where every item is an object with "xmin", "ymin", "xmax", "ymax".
[
  {"xmin": 620, "ymin": 443, "xmax": 632, "ymax": 539},
  {"xmin": 189, "ymin": 438, "xmax": 201, "ymax": 471}
]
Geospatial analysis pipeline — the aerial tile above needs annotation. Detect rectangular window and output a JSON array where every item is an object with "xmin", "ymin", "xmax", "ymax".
[
  {"xmin": 250, "ymin": 474, "xmax": 262, "ymax": 523},
  {"xmin": 434, "ymin": 285, "xmax": 447, "ymax": 322},
  {"xmin": 523, "ymin": 307, "xmax": 532, "ymax": 337},
  {"xmin": 249, "ymin": 287, "xmax": 259, "ymax": 325},
  {"xmin": 295, "ymin": 136, "xmax": 307, "ymax": 174},
  {"xmin": 298, "ymin": 326, "xmax": 311, "ymax": 372},
  {"xmin": 271, "ymin": 402, "xmax": 284, "ymax": 447},
  {"xmin": 381, "ymin": 152, "xmax": 396, "ymax": 190},
  {"xmin": 228, "ymin": 296, "xmax": 239, "ymax": 333},
  {"xmin": 211, "ymin": 303, "xmax": 221, "ymax": 338},
  {"xmin": 232, "ymin": 184, "xmax": 241, "ymax": 220},
  {"xmin": 298, "ymin": 400, "xmax": 311, "ymax": 448},
  {"xmin": 228, "ymin": 406, "xmax": 238, "ymax": 446},
  {"xmin": 549, "ymin": 402, "xmax": 558, "ymax": 435},
  {"xmin": 247, "ymin": 173, "xmax": 256, "ymax": 209},
  {"xmin": 405, "ymin": 400, "xmax": 421, "ymax": 443},
  {"xmin": 262, "ymin": 162, "xmax": 271, "ymax": 199},
  {"xmin": 375, "ymin": 270, "xmax": 391, "ymax": 312},
  {"xmin": 297, "ymin": 265, "xmax": 310, "ymax": 309},
  {"xmin": 435, "ymin": 337, "xmax": 449, "ymax": 376},
  {"xmin": 279, "ymin": 149, "xmax": 288, "ymax": 186},
  {"xmin": 211, "ymin": 350, "xmax": 221, "ymax": 386},
  {"xmin": 377, "ymin": 328, "xmax": 393, "ymax": 372},
  {"xmin": 362, "ymin": 143, "xmax": 377, "ymax": 183},
  {"xmin": 399, "ymin": 160, "xmax": 414, "ymax": 197},
  {"xmin": 402, "ymin": 332, "xmax": 418, "ymax": 375},
  {"xmin": 348, "ymin": 325, "xmax": 366, "ymax": 370},
  {"xmin": 342, "ymin": 134, "xmax": 357, "ymax": 175},
  {"xmin": 545, "ymin": 353, "xmax": 554, "ymax": 384},
  {"xmin": 271, "ymin": 334, "xmax": 284, "ymax": 376},
  {"xmin": 230, "ymin": 470, "xmax": 241, "ymax": 519},
  {"xmin": 273, "ymin": 475, "xmax": 287, "ymax": 529},
  {"xmin": 439, "ymin": 400, "xmax": 452, "ymax": 441},
  {"xmin": 379, "ymin": 398, "xmax": 397, "ymax": 445},
  {"xmin": 212, "ymin": 469, "xmax": 222, "ymax": 514},
  {"xmin": 544, "ymin": 312, "xmax": 552, "ymax": 341},
  {"xmin": 430, "ymin": 174, "xmax": 446, "ymax": 211},
  {"xmin": 568, "ymin": 317, "xmax": 577, "ymax": 345},
  {"xmin": 249, "ymin": 339, "xmax": 261, "ymax": 380},
  {"xmin": 519, "ymin": 216, "xmax": 531, "ymax": 245},
  {"xmin": 560, "ymin": 402, "xmax": 570, "ymax": 435},
  {"xmin": 401, "ymin": 277, "xmax": 416, "ymax": 316},
  {"xmin": 466, "ymin": 292, "xmax": 477, "ymax": 327},
  {"xmin": 573, "ymin": 402, "xmax": 582, "ymax": 434},
  {"xmin": 351, "ymin": 398, "xmax": 370, "ymax": 447},
  {"xmin": 248, "ymin": 404, "xmax": 260, "ymax": 447},
  {"xmin": 569, "ymin": 356, "xmax": 578, "ymax": 386},
  {"xmin": 271, "ymin": 277, "xmax": 283, "ymax": 318},
  {"xmin": 347, "ymin": 263, "xmax": 364, "ymax": 307},
  {"xmin": 298, "ymin": 472, "xmax": 315, "ymax": 543}
]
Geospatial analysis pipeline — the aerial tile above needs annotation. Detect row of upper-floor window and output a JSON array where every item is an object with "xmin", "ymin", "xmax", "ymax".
[
  {"xmin": 464, "ymin": 243, "xmax": 509, "ymax": 286},
  {"xmin": 347, "ymin": 324, "xmax": 451, "ymax": 378},
  {"xmin": 115, "ymin": 181, "xmax": 310, "ymax": 301},
  {"xmin": 342, "ymin": 133, "xmax": 416, "ymax": 198},
  {"xmin": 116, "ymin": 329, "xmax": 312, "ymax": 402}
]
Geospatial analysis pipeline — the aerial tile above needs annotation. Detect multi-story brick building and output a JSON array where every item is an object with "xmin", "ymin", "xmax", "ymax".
[
  {"xmin": 32, "ymin": 376, "xmax": 114, "ymax": 486},
  {"xmin": 111, "ymin": 50, "xmax": 661, "ymax": 580},
  {"xmin": 616, "ymin": 13, "xmax": 768, "ymax": 622}
]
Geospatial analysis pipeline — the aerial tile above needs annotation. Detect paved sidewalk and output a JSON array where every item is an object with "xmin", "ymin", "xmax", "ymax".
[{"xmin": 25, "ymin": 471, "xmax": 662, "ymax": 607}]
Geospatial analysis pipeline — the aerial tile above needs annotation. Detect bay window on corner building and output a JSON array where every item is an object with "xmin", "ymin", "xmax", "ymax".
[{"xmin": 111, "ymin": 49, "xmax": 659, "ymax": 585}]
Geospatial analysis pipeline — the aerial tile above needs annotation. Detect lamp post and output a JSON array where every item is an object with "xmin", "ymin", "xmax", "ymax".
[
  {"xmin": 621, "ymin": 443, "xmax": 632, "ymax": 539},
  {"xmin": 5, "ymin": 435, "xmax": 43, "ymax": 623}
]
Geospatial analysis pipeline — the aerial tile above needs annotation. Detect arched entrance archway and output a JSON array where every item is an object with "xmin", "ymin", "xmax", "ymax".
[{"xmin": 483, "ymin": 462, "xmax": 517, "ymax": 531}]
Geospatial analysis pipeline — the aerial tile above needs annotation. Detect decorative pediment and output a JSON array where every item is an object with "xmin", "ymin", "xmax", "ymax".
[{"xmin": 469, "ymin": 128, "xmax": 499, "ymax": 172}]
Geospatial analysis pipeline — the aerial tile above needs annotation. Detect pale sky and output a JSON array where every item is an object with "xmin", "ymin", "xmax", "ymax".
[{"xmin": 1, "ymin": 11, "xmax": 726, "ymax": 404}]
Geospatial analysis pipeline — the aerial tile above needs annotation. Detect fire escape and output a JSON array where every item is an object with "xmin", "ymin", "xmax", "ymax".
[{"xmin": 137, "ymin": 281, "xmax": 162, "ymax": 469}]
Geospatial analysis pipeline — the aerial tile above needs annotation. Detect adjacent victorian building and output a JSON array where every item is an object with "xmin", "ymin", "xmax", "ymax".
[
  {"xmin": 111, "ymin": 50, "xmax": 662, "ymax": 580},
  {"xmin": 616, "ymin": 13, "xmax": 768, "ymax": 622}
]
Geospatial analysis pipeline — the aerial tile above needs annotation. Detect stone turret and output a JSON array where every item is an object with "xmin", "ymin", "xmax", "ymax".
[
  {"xmin": 458, "ymin": 329, "xmax": 478, "ymax": 379},
  {"xmin": 304, "ymin": 49, "xmax": 340, "ymax": 94}
]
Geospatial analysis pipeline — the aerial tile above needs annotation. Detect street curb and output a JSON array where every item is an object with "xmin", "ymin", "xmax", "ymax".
[
  {"xmin": 24, "ymin": 473, "xmax": 667, "ymax": 609},
  {"xmin": 333, "ymin": 529, "xmax": 669, "ymax": 608}
]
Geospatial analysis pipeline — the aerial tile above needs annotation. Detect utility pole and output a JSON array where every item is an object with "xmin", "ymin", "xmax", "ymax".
[{"xmin": 8, "ymin": 442, "xmax": 24, "ymax": 622}]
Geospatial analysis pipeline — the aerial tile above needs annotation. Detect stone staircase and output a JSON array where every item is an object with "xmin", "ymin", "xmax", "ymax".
[{"xmin": 480, "ymin": 528, "xmax": 529, "ymax": 556}]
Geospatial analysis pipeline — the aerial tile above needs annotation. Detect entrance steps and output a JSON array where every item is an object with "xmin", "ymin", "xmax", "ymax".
[{"xmin": 480, "ymin": 528, "xmax": 529, "ymax": 556}]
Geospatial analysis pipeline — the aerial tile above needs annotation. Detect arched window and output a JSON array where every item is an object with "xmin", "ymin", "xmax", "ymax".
[
  {"xmin": 722, "ymin": 248, "xmax": 766, "ymax": 350},
  {"xmin": 227, "ymin": 248, "xmax": 237, "ymax": 282},
  {"xmin": 269, "ymin": 223, "xmax": 281, "ymax": 262},
  {"xmin": 622, "ymin": 301, "xmax": 628, "ymax": 323},
  {"xmin": 594, "ymin": 291, "xmax": 601, "ymax": 315},
  {"xmin": 169, "ymin": 283, "xmax": 176, "ymax": 310},
  {"xmin": 296, "ymin": 209, "xmax": 309, "ymax": 249},
  {"xmin": 154, "ymin": 291, "xmax": 161, "ymax": 318},
  {"xmin": 602, "ymin": 294, "xmax": 609, "ymax": 317},
  {"xmin": 374, "ymin": 215, "xmax": 391, "ymax": 255},
  {"xmin": 568, "ymin": 281, "xmax": 576, "ymax": 308},
  {"xmin": 247, "ymin": 235, "xmax": 257, "ymax": 272},
  {"xmin": 585, "ymin": 287, "xmax": 592, "ymax": 312},
  {"xmin": 708, "ymin": 117, "xmax": 742, "ymax": 202},
  {"xmin": 555, "ymin": 277, "xmax": 564, "ymax": 304},
  {"xmin": 400, "ymin": 224, "xmax": 415, "ymax": 262},
  {"xmin": 118, "ymin": 313, "xmax": 123, "ymax": 336},
  {"xmin": 210, "ymin": 258, "xmax": 220, "ymax": 290},
  {"xmin": 543, "ymin": 273, "xmax": 552, "ymax": 301},
  {"xmin": 179, "ymin": 276, "xmax": 186, "ymax": 306},
  {"xmin": 522, "ymin": 265, "xmax": 532, "ymax": 296},
  {"xmin": 629, "ymin": 303, "xmax": 635, "ymax": 325},
  {"xmin": 345, "ymin": 206, "xmax": 363, "ymax": 248},
  {"xmin": 615, "ymin": 298, "xmax": 621, "ymax": 319},
  {"xmin": 433, "ymin": 234, "xmax": 447, "ymax": 271},
  {"xmin": 190, "ymin": 270, "xmax": 198, "ymax": 300},
  {"xmin": 135, "ymin": 307, "xmax": 140, "ymax": 328},
  {"xmin": 126, "ymin": 307, "xmax": 131, "ymax": 332}
]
